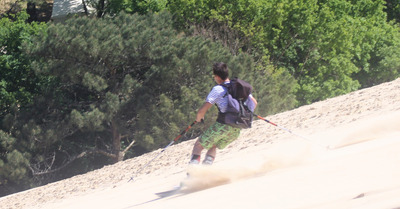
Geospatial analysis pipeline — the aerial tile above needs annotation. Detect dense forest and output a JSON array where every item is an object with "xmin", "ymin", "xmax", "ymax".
[{"xmin": 1, "ymin": 0, "xmax": 399, "ymax": 197}]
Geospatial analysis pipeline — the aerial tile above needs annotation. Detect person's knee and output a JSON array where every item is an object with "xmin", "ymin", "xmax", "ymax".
[
  {"xmin": 192, "ymin": 139, "xmax": 205, "ymax": 155},
  {"xmin": 194, "ymin": 139, "xmax": 204, "ymax": 148}
]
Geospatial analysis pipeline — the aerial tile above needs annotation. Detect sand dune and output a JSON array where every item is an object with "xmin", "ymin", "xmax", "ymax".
[{"xmin": 1, "ymin": 78, "xmax": 400, "ymax": 209}]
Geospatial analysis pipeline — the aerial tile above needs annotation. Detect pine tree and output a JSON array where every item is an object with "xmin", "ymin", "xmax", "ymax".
[{"xmin": 0, "ymin": 11, "xmax": 297, "ymax": 196}]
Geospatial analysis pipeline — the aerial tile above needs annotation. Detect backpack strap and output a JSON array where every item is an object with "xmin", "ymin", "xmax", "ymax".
[{"xmin": 215, "ymin": 83, "xmax": 230, "ymax": 113}]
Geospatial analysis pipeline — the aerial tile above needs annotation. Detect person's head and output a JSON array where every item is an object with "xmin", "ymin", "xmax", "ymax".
[{"xmin": 212, "ymin": 62, "xmax": 229, "ymax": 81}]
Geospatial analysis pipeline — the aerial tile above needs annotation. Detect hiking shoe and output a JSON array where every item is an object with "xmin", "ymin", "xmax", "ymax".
[
  {"xmin": 189, "ymin": 154, "xmax": 200, "ymax": 165},
  {"xmin": 189, "ymin": 159, "xmax": 200, "ymax": 165},
  {"xmin": 202, "ymin": 155, "xmax": 214, "ymax": 165}
]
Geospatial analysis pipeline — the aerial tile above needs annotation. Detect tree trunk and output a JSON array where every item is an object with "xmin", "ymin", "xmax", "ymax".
[
  {"xmin": 97, "ymin": 0, "xmax": 105, "ymax": 18},
  {"xmin": 82, "ymin": 0, "xmax": 89, "ymax": 15},
  {"xmin": 111, "ymin": 120, "xmax": 121, "ymax": 163}
]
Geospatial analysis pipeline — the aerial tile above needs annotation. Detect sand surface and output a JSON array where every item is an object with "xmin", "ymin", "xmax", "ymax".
[{"xmin": 1, "ymin": 78, "xmax": 400, "ymax": 209}]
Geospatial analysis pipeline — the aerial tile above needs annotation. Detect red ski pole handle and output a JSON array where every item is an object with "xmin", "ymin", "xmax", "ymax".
[{"xmin": 173, "ymin": 121, "xmax": 197, "ymax": 142}]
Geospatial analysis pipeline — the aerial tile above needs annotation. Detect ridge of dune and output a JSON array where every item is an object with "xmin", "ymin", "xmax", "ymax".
[{"xmin": 1, "ymin": 78, "xmax": 400, "ymax": 209}]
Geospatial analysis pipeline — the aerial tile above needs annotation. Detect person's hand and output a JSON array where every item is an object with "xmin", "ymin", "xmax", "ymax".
[{"xmin": 196, "ymin": 116, "xmax": 204, "ymax": 123}]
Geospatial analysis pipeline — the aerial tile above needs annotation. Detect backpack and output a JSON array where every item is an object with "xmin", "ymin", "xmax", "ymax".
[{"xmin": 216, "ymin": 78, "xmax": 254, "ymax": 129}]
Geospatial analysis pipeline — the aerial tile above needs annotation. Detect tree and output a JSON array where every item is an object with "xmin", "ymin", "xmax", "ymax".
[
  {"xmin": 23, "ymin": 10, "xmax": 296, "ymax": 180},
  {"xmin": 0, "ymin": 130, "xmax": 30, "ymax": 196},
  {"xmin": 0, "ymin": 11, "xmax": 47, "ymax": 196},
  {"xmin": 0, "ymin": 12, "xmax": 47, "ymax": 117},
  {"xmin": 0, "ymin": 10, "xmax": 297, "ymax": 197},
  {"xmin": 83, "ymin": 0, "xmax": 127, "ymax": 17},
  {"xmin": 83, "ymin": 0, "xmax": 168, "ymax": 17},
  {"xmin": 25, "ymin": 12, "xmax": 151, "ymax": 168},
  {"xmin": 167, "ymin": 0, "xmax": 400, "ymax": 104},
  {"xmin": 385, "ymin": 0, "xmax": 400, "ymax": 23}
]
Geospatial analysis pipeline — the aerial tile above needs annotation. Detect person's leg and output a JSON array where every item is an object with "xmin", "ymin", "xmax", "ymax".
[
  {"xmin": 192, "ymin": 138, "xmax": 204, "ymax": 156},
  {"xmin": 189, "ymin": 122, "xmax": 221, "ymax": 164},
  {"xmin": 202, "ymin": 125, "xmax": 240, "ymax": 165},
  {"xmin": 214, "ymin": 125, "xmax": 241, "ymax": 149},
  {"xmin": 189, "ymin": 122, "xmax": 239, "ymax": 165},
  {"xmin": 189, "ymin": 139, "xmax": 204, "ymax": 164},
  {"xmin": 203, "ymin": 145, "xmax": 216, "ymax": 165},
  {"xmin": 205, "ymin": 145, "xmax": 216, "ymax": 158}
]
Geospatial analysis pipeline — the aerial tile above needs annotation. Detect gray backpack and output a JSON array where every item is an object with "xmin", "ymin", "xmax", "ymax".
[{"xmin": 216, "ymin": 78, "xmax": 253, "ymax": 129}]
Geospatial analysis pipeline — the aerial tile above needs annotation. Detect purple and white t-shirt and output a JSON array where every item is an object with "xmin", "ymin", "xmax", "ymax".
[{"xmin": 206, "ymin": 81, "xmax": 256, "ymax": 113}]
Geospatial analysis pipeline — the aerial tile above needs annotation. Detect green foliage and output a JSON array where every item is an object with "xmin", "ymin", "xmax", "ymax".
[
  {"xmin": 17, "ymin": 11, "xmax": 295, "ymax": 187},
  {"xmin": 0, "ymin": 12, "xmax": 47, "ymax": 196},
  {"xmin": 126, "ymin": 0, "xmax": 168, "ymax": 14},
  {"xmin": 3, "ymin": 0, "xmax": 399, "ymax": 197},
  {"xmin": 167, "ymin": 0, "xmax": 400, "ymax": 104},
  {"xmin": 352, "ymin": 17, "xmax": 400, "ymax": 87},
  {"xmin": 0, "ymin": 12, "xmax": 47, "ymax": 116},
  {"xmin": 251, "ymin": 63, "xmax": 298, "ymax": 114},
  {"xmin": 25, "ymin": 12, "xmax": 157, "ymax": 165},
  {"xmin": 85, "ymin": 0, "xmax": 168, "ymax": 17},
  {"xmin": 85, "ymin": 0, "xmax": 128, "ymax": 17},
  {"xmin": 0, "ymin": 130, "xmax": 30, "ymax": 195},
  {"xmin": 385, "ymin": 0, "xmax": 400, "ymax": 23}
]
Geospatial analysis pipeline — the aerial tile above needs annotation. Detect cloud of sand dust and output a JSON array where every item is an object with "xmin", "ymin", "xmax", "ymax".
[
  {"xmin": 329, "ymin": 112, "xmax": 400, "ymax": 149},
  {"xmin": 180, "ymin": 111, "xmax": 400, "ymax": 194},
  {"xmin": 181, "ymin": 139, "xmax": 321, "ymax": 193}
]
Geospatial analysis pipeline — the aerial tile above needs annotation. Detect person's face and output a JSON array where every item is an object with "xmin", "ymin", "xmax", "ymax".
[{"xmin": 213, "ymin": 74, "xmax": 223, "ymax": 84}]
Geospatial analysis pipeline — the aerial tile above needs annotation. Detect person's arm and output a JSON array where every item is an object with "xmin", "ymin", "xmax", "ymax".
[
  {"xmin": 196, "ymin": 102, "xmax": 213, "ymax": 122},
  {"xmin": 250, "ymin": 95, "xmax": 258, "ymax": 109},
  {"xmin": 247, "ymin": 94, "xmax": 257, "ymax": 111}
]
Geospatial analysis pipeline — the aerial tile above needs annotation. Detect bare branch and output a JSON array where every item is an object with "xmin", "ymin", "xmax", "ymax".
[
  {"xmin": 30, "ymin": 149, "xmax": 116, "ymax": 176},
  {"xmin": 123, "ymin": 140, "xmax": 135, "ymax": 153}
]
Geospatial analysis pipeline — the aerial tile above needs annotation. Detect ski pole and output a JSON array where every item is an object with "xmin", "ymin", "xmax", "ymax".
[
  {"xmin": 253, "ymin": 113, "xmax": 328, "ymax": 149},
  {"xmin": 128, "ymin": 121, "xmax": 197, "ymax": 182}
]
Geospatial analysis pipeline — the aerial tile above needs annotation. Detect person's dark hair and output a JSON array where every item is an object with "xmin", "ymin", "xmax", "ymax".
[{"xmin": 212, "ymin": 62, "xmax": 229, "ymax": 80}]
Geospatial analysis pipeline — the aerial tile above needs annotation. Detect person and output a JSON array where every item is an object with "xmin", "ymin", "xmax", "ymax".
[{"xmin": 189, "ymin": 62, "xmax": 257, "ymax": 165}]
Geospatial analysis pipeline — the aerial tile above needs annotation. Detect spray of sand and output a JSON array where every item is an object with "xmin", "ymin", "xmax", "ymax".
[
  {"xmin": 181, "ymin": 139, "xmax": 320, "ymax": 193},
  {"xmin": 180, "ymin": 111, "xmax": 400, "ymax": 194},
  {"xmin": 329, "ymin": 111, "xmax": 400, "ymax": 149}
]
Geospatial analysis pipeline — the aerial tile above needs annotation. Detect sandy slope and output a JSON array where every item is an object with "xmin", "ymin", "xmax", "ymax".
[{"xmin": 1, "ymin": 78, "xmax": 400, "ymax": 209}]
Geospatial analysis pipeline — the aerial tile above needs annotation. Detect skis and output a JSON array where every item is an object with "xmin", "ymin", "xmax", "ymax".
[
  {"xmin": 155, "ymin": 185, "xmax": 183, "ymax": 198},
  {"xmin": 154, "ymin": 166, "xmax": 199, "ymax": 198}
]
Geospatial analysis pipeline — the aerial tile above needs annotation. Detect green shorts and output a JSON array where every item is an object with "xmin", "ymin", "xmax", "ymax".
[{"xmin": 199, "ymin": 122, "xmax": 241, "ymax": 150}]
